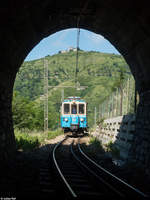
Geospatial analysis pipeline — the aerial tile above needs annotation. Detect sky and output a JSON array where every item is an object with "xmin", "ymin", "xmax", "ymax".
[{"xmin": 25, "ymin": 28, "xmax": 120, "ymax": 61}]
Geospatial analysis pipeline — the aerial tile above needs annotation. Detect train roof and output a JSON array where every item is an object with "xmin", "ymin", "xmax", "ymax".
[{"xmin": 63, "ymin": 96, "xmax": 86, "ymax": 103}]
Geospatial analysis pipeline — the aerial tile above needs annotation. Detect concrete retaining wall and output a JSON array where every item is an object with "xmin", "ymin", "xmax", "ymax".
[{"xmin": 92, "ymin": 114, "xmax": 135, "ymax": 160}]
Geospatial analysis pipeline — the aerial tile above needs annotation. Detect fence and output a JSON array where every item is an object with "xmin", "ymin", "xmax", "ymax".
[{"xmin": 98, "ymin": 76, "xmax": 138, "ymax": 120}]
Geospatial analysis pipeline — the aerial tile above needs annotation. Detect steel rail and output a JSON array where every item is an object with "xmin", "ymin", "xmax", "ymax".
[
  {"xmin": 52, "ymin": 137, "xmax": 77, "ymax": 198},
  {"xmin": 77, "ymin": 138, "xmax": 149, "ymax": 198},
  {"xmin": 71, "ymin": 140, "xmax": 124, "ymax": 197}
]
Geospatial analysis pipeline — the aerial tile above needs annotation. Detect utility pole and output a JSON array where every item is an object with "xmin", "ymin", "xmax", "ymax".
[
  {"xmin": 94, "ymin": 107, "xmax": 97, "ymax": 126},
  {"xmin": 75, "ymin": 28, "xmax": 80, "ymax": 88},
  {"xmin": 44, "ymin": 59, "xmax": 49, "ymax": 132},
  {"xmin": 43, "ymin": 29, "xmax": 88, "ymax": 131},
  {"xmin": 61, "ymin": 89, "xmax": 64, "ymax": 102},
  {"xmin": 120, "ymin": 84, "xmax": 123, "ymax": 116},
  {"xmin": 99, "ymin": 104, "xmax": 101, "ymax": 120}
]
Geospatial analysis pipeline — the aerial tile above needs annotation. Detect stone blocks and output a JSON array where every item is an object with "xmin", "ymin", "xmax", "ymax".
[{"xmin": 92, "ymin": 114, "xmax": 135, "ymax": 160}]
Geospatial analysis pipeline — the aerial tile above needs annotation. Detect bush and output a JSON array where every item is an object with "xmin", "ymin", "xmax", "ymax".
[
  {"xmin": 106, "ymin": 141, "xmax": 120, "ymax": 158},
  {"xmin": 89, "ymin": 137, "xmax": 104, "ymax": 153},
  {"xmin": 15, "ymin": 129, "xmax": 64, "ymax": 151},
  {"xmin": 15, "ymin": 131, "xmax": 40, "ymax": 151}
]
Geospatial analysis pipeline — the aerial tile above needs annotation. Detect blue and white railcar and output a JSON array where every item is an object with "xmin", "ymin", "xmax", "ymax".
[{"xmin": 61, "ymin": 97, "xmax": 87, "ymax": 134}]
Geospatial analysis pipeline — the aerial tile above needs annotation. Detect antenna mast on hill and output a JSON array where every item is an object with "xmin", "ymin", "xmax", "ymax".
[{"xmin": 44, "ymin": 59, "xmax": 49, "ymax": 132}]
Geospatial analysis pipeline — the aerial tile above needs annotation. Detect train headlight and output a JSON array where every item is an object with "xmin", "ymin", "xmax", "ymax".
[
  {"xmin": 80, "ymin": 118, "xmax": 84, "ymax": 122},
  {"xmin": 65, "ymin": 118, "xmax": 68, "ymax": 122}
]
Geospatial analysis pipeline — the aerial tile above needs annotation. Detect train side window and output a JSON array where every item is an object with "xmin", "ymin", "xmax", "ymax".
[
  {"xmin": 71, "ymin": 104, "xmax": 77, "ymax": 114},
  {"xmin": 79, "ymin": 104, "xmax": 84, "ymax": 114},
  {"xmin": 64, "ymin": 104, "xmax": 70, "ymax": 114}
]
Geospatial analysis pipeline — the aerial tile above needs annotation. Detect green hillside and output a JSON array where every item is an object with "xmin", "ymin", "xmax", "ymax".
[{"xmin": 13, "ymin": 50, "xmax": 131, "ymax": 130}]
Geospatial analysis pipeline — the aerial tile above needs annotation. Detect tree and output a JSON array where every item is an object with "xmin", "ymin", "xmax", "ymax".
[{"xmin": 12, "ymin": 91, "xmax": 35, "ymax": 129}]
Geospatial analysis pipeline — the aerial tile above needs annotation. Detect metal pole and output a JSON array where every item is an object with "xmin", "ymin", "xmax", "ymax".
[
  {"xmin": 95, "ymin": 107, "xmax": 97, "ymax": 126},
  {"xmin": 44, "ymin": 59, "xmax": 48, "ymax": 132},
  {"xmin": 112, "ymin": 93, "xmax": 114, "ymax": 118},
  {"xmin": 108, "ymin": 96, "xmax": 110, "ymax": 118},
  {"xmin": 99, "ymin": 104, "xmax": 101, "ymax": 120},
  {"xmin": 114, "ymin": 90, "xmax": 117, "ymax": 117},
  {"xmin": 61, "ymin": 89, "xmax": 64, "ymax": 102},
  {"xmin": 75, "ymin": 28, "xmax": 80, "ymax": 88},
  {"xmin": 103, "ymin": 101, "xmax": 105, "ymax": 118},
  {"xmin": 120, "ymin": 85, "xmax": 123, "ymax": 116}
]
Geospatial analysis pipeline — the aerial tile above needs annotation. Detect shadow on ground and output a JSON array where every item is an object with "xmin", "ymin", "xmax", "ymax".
[{"xmin": 0, "ymin": 134, "xmax": 150, "ymax": 199}]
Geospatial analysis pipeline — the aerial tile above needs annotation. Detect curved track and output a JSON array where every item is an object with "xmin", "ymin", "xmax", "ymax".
[
  {"xmin": 52, "ymin": 136, "xmax": 149, "ymax": 198},
  {"xmin": 52, "ymin": 137, "xmax": 77, "ymax": 197}
]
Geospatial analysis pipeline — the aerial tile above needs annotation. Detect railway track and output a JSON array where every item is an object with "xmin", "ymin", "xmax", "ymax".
[{"xmin": 52, "ymin": 136, "xmax": 149, "ymax": 198}]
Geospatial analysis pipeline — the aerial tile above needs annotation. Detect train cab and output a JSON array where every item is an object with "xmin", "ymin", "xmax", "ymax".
[{"xmin": 61, "ymin": 97, "xmax": 87, "ymax": 134}]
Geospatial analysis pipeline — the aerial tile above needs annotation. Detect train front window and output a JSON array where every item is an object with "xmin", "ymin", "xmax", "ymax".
[
  {"xmin": 64, "ymin": 104, "xmax": 70, "ymax": 114},
  {"xmin": 79, "ymin": 104, "xmax": 85, "ymax": 114},
  {"xmin": 71, "ymin": 104, "xmax": 77, "ymax": 114}
]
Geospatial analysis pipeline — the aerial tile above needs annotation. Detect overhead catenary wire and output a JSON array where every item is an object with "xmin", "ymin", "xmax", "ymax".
[
  {"xmin": 75, "ymin": 0, "xmax": 91, "ymax": 89},
  {"xmin": 75, "ymin": 28, "xmax": 80, "ymax": 88}
]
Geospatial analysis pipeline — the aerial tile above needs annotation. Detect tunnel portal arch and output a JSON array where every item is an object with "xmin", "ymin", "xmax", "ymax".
[{"xmin": 1, "ymin": 0, "xmax": 150, "ymax": 171}]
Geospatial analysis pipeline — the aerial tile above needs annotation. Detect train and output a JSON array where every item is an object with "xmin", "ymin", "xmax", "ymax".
[{"xmin": 60, "ymin": 97, "xmax": 88, "ymax": 134}]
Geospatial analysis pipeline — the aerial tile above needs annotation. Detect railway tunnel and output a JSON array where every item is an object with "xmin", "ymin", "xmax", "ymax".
[{"xmin": 0, "ymin": 0, "xmax": 150, "ymax": 172}]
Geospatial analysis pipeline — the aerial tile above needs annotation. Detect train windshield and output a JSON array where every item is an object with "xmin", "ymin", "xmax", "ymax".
[
  {"xmin": 71, "ymin": 104, "xmax": 77, "ymax": 114},
  {"xmin": 64, "ymin": 104, "xmax": 70, "ymax": 114},
  {"xmin": 79, "ymin": 104, "xmax": 85, "ymax": 114}
]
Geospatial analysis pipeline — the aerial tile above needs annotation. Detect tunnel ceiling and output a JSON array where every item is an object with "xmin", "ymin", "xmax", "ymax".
[{"xmin": 1, "ymin": 0, "xmax": 150, "ymax": 93}]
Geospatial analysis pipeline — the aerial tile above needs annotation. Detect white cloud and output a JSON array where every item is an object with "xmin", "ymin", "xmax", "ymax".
[
  {"xmin": 46, "ymin": 29, "xmax": 105, "ymax": 50},
  {"xmin": 50, "ymin": 30, "xmax": 70, "ymax": 49},
  {"xmin": 83, "ymin": 31, "xmax": 104, "ymax": 46},
  {"xmin": 91, "ymin": 33, "xmax": 104, "ymax": 44}
]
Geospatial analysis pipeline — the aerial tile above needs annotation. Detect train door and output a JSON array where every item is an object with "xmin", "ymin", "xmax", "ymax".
[{"xmin": 71, "ymin": 104, "xmax": 77, "ymax": 114}]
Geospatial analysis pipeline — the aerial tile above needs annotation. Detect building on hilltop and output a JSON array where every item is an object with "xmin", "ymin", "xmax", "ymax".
[
  {"xmin": 68, "ymin": 47, "xmax": 77, "ymax": 52},
  {"xmin": 58, "ymin": 47, "xmax": 78, "ymax": 54}
]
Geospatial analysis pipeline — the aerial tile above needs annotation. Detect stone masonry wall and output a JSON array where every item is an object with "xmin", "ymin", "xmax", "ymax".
[
  {"xmin": 91, "ymin": 114, "xmax": 135, "ymax": 160},
  {"xmin": 130, "ymin": 92, "xmax": 150, "ymax": 173}
]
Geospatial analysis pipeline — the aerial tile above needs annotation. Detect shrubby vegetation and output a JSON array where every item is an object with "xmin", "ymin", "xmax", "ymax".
[
  {"xmin": 105, "ymin": 141, "xmax": 120, "ymax": 158},
  {"xmin": 13, "ymin": 50, "xmax": 131, "ymax": 131},
  {"xmin": 89, "ymin": 136, "xmax": 104, "ymax": 154},
  {"xmin": 12, "ymin": 92, "xmax": 59, "ymax": 130},
  {"xmin": 15, "ymin": 131, "xmax": 40, "ymax": 151},
  {"xmin": 15, "ymin": 129, "xmax": 64, "ymax": 151}
]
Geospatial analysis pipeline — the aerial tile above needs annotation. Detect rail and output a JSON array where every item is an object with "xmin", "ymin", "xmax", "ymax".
[
  {"xmin": 52, "ymin": 137, "xmax": 77, "ymax": 198},
  {"xmin": 52, "ymin": 135, "xmax": 149, "ymax": 198},
  {"xmin": 78, "ymin": 138, "xmax": 149, "ymax": 198},
  {"xmin": 71, "ymin": 139, "xmax": 124, "ymax": 197}
]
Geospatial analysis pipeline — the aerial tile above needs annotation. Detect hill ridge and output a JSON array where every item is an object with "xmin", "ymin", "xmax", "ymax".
[{"xmin": 13, "ymin": 50, "xmax": 131, "ymax": 129}]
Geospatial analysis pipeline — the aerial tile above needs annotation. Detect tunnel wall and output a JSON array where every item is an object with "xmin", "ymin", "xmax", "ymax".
[
  {"xmin": 0, "ymin": 0, "xmax": 150, "ymax": 174},
  {"xmin": 130, "ymin": 92, "xmax": 150, "ymax": 173},
  {"xmin": 0, "ymin": 70, "xmax": 16, "ymax": 163}
]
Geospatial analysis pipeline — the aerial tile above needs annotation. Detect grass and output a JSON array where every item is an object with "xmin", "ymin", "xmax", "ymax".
[
  {"xmin": 88, "ymin": 136, "xmax": 120, "ymax": 159},
  {"xmin": 87, "ymin": 136, "xmax": 105, "ymax": 154},
  {"xmin": 15, "ymin": 128, "xmax": 64, "ymax": 151},
  {"xmin": 105, "ymin": 141, "xmax": 120, "ymax": 158},
  {"xmin": 15, "ymin": 131, "xmax": 40, "ymax": 151},
  {"xmin": 47, "ymin": 129, "xmax": 64, "ymax": 140},
  {"xmin": 89, "ymin": 137, "xmax": 102, "ymax": 149}
]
